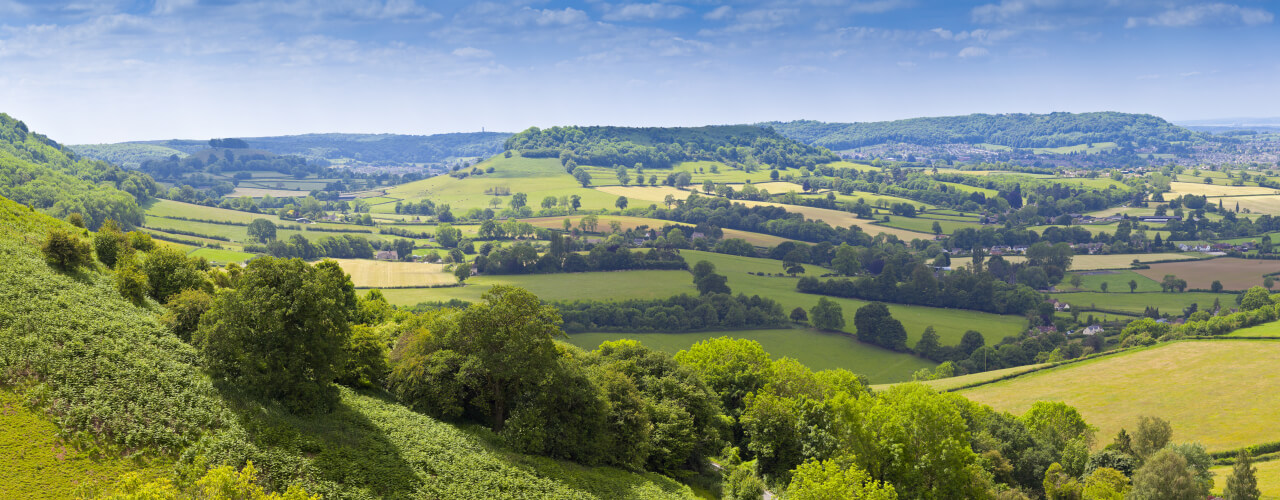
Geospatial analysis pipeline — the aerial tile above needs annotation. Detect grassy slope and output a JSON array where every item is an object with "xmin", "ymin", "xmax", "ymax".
[
  {"xmin": 961, "ymin": 340, "xmax": 1280, "ymax": 452},
  {"xmin": 380, "ymin": 156, "xmax": 641, "ymax": 213},
  {"xmin": 1228, "ymin": 320, "xmax": 1280, "ymax": 337},
  {"xmin": 1211, "ymin": 459, "xmax": 1280, "ymax": 499},
  {"xmin": 1048, "ymin": 291, "xmax": 1230, "ymax": 314},
  {"xmin": 0, "ymin": 194, "xmax": 697, "ymax": 500},
  {"xmin": 1063, "ymin": 270, "xmax": 1163, "ymax": 293}
]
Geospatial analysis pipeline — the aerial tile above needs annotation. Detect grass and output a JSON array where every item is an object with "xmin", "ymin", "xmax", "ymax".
[
  {"xmin": 961, "ymin": 340, "xmax": 1280, "ymax": 453},
  {"xmin": 0, "ymin": 390, "xmax": 167, "ymax": 499},
  {"xmin": 1063, "ymin": 270, "xmax": 1163, "ymax": 293},
  {"xmin": 1169, "ymin": 181, "xmax": 1279, "ymax": 197},
  {"xmin": 682, "ymin": 250, "xmax": 1026, "ymax": 348},
  {"xmin": 1215, "ymin": 195, "xmax": 1280, "ymax": 214},
  {"xmin": 1211, "ymin": 459, "xmax": 1280, "ymax": 499},
  {"xmin": 567, "ymin": 328, "xmax": 934, "ymax": 384},
  {"xmin": 1134, "ymin": 258, "xmax": 1280, "ymax": 291},
  {"xmin": 522, "ymin": 215, "xmax": 793, "ymax": 246},
  {"xmin": 225, "ymin": 187, "xmax": 311, "ymax": 198},
  {"xmin": 1031, "ymin": 141, "xmax": 1118, "ymax": 155},
  {"xmin": 381, "ymin": 156, "xmax": 641, "ymax": 213},
  {"xmin": 868, "ymin": 364, "xmax": 1050, "ymax": 392},
  {"xmin": 144, "ymin": 198, "xmax": 264, "ymax": 224},
  {"xmin": 876, "ymin": 216, "xmax": 982, "ymax": 235},
  {"xmin": 1048, "ymin": 291, "xmax": 1230, "ymax": 314},
  {"xmin": 186, "ymin": 247, "xmax": 256, "ymax": 264},
  {"xmin": 331, "ymin": 259, "xmax": 456, "ymax": 288},
  {"xmin": 954, "ymin": 253, "xmax": 1195, "ymax": 271},
  {"xmin": 376, "ymin": 270, "xmax": 697, "ymax": 305},
  {"xmin": 1226, "ymin": 321, "xmax": 1280, "ymax": 337}
]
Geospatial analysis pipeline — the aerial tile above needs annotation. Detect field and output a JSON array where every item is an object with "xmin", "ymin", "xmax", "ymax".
[
  {"xmin": 567, "ymin": 328, "xmax": 935, "ymax": 383},
  {"xmin": 331, "ymin": 259, "xmax": 455, "ymax": 288},
  {"xmin": 1211, "ymin": 459, "xmax": 1280, "ymax": 499},
  {"xmin": 877, "ymin": 215, "xmax": 983, "ymax": 235},
  {"xmin": 1169, "ymin": 181, "xmax": 1279, "ymax": 197},
  {"xmin": 682, "ymin": 250, "xmax": 1027, "ymax": 347},
  {"xmin": 381, "ymin": 156, "xmax": 642, "ymax": 213},
  {"xmin": 954, "ymin": 253, "xmax": 1196, "ymax": 272},
  {"xmin": 144, "ymin": 198, "xmax": 262, "ymax": 223},
  {"xmin": 376, "ymin": 270, "xmax": 697, "ymax": 305},
  {"xmin": 1227, "ymin": 320, "xmax": 1280, "ymax": 337},
  {"xmin": 1135, "ymin": 258, "xmax": 1280, "ymax": 290},
  {"xmin": 1, "ymin": 390, "xmax": 166, "ymax": 499},
  {"xmin": 1215, "ymin": 195, "xmax": 1280, "ymax": 214},
  {"xmin": 226, "ymin": 187, "xmax": 311, "ymax": 198},
  {"xmin": 521, "ymin": 215, "xmax": 793, "ymax": 246},
  {"xmin": 869, "ymin": 363, "xmax": 1050, "ymax": 392},
  {"xmin": 1031, "ymin": 141, "xmax": 1118, "ymax": 155},
  {"xmin": 1048, "ymin": 291, "xmax": 1228, "ymax": 315},
  {"xmin": 1063, "ymin": 270, "xmax": 1163, "ymax": 292},
  {"xmin": 186, "ymin": 247, "xmax": 256, "ymax": 264},
  {"xmin": 961, "ymin": 340, "xmax": 1280, "ymax": 452}
]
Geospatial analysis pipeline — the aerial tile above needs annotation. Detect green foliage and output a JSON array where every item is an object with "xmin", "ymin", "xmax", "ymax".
[
  {"xmin": 195, "ymin": 257, "xmax": 356, "ymax": 412},
  {"xmin": 1133, "ymin": 415, "xmax": 1174, "ymax": 459},
  {"xmin": 723, "ymin": 461, "xmax": 766, "ymax": 500},
  {"xmin": 1081, "ymin": 467, "xmax": 1130, "ymax": 500},
  {"xmin": 695, "ymin": 273, "xmax": 730, "ymax": 296},
  {"xmin": 41, "ymin": 228, "xmax": 93, "ymax": 271},
  {"xmin": 1240, "ymin": 285, "xmax": 1274, "ymax": 311},
  {"xmin": 1042, "ymin": 462, "xmax": 1081, "ymax": 500},
  {"xmin": 853, "ymin": 302, "xmax": 908, "ymax": 351},
  {"xmin": 115, "ymin": 263, "xmax": 151, "ymax": 306},
  {"xmin": 787, "ymin": 456, "xmax": 898, "ymax": 499},
  {"xmin": 1128, "ymin": 448, "xmax": 1210, "ymax": 500},
  {"xmin": 160, "ymin": 289, "xmax": 213, "ymax": 342},
  {"xmin": 142, "ymin": 245, "xmax": 211, "ymax": 302},
  {"xmin": 1021, "ymin": 401, "xmax": 1095, "ymax": 453},
  {"xmin": 1223, "ymin": 449, "xmax": 1261, "ymax": 500},
  {"xmin": 246, "ymin": 218, "xmax": 277, "ymax": 243},
  {"xmin": 506, "ymin": 125, "xmax": 836, "ymax": 170},
  {"xmin": 94, "ymin": 219, "xmax": 131, "ymax": 268},
  {"xmin": 673, "ymin": 337, "xmax": 774, "ymax": 417},
  {"xmin": 809, "ymin": 297, "xmax": 844, "ymax": 331}
]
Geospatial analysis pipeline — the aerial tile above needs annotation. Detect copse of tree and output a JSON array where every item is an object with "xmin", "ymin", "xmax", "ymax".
[
  {"xmin": 809, "ymin": 297, "xmax": 844, "ymax": 331},
  {"xmin": 142, "ymin": 245, "xmax": 211, "ymax": 302},
  {"xmin": 195, "ymin": 257, "xmax": 357, "ymax": 412},
  {"xmin": 474, "ymin": 240, "xmax": 686, "ymax": 275},
  {"xmin": 796, "ymin": 264, "xmax": 1047, "ymax": 317},
  {"xmin": 556, "ymin": 293, "xmax": 787, "ymax": 332},
  {"xmin": 247, "ymin": 218, "xmax": 277, "ymax": 243},
  {"xmin": 853, "ymin": 302, "xmax": 907, "ymax": 351}
]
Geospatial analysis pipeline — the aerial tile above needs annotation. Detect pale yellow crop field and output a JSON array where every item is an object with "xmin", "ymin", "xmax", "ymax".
[
  {"xmin": 331, "ymin": 259, "xmax": 455, "ymax": 288},
  {"xmin": 1169, "ymin": 181, "xmax": 1279, "ymax": 197}
]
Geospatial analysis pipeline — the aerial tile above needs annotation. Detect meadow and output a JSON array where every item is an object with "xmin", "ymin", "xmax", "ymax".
[
  {"xmin": 1211, "ymin": 460, "xmax": 1280, "ymax": 499},
  {"xmin": 1063, "ymin": 269, "xmax": 1163, "ymax": 293},
  {"xmin": 1048, "ymin": 291, "xmax": 1228, "ymax": 315},
  {"xmin": 566, "ymin": 328, "xmax": 935, "ymax": 384},
  {"xmin": 953, "ymin": 253, "xmax": 1195, "ymax": 271},
  {"xmin": 868, "ymin": 363, "xmax": 1049, "ymax": 392},
  {"xmin": 1169, "ymin": 181, "xmax": 1279, "ymax": 197},
  {"xmin": 186, "ymin": 247, "xmax": 256, "ymax": 264},
  {"xmin": 1135, "ymin": 257, "xmax": 1280, "ymax": 290},
  {"xmin": 1217, "ymin": 194, "xmax": 1280, "ymax": 214},
  {"xmin": 522, "ymin": 215, "xmax": 793, "ymax": 246},
  {"xmin": 961, "ymin": 340, "xmax": 1280, "ymax": 452},
  {"xmin": 332, "ymin": 259, "xmax": 454, "ymax": 288},
  {"xmin": 376, "ymin": 270, "xmax": 697, "ymax": 305},
  {"xmin": 1227, "ymin": 320, "xmax": 1280, "ymax": 337},
  {"xmin": 877, "ymin": 215, "xmax": 983, "ymax": 235}
]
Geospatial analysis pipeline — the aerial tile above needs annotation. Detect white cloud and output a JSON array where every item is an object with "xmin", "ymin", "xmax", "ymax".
[
  {"xmin": 971, "ymin": 0, "xmax": 1059, "ymax": 24},
  {"xmin": 703, "ymin": 5, "xmax": 732, "ymax": 20},
  {"xmin": 452, "ymin": 47, "xmax": 493, "ymax": 59},
  {"xmin": 848, "ymin": 0, "xmax": 912, "ymax": 14},
  {"xmin": 1180, "ymin": 71, "xmax": 1202, "ymax": 77},
  {"xmin": 649, "ymin": 37, "xmax": 711, "ymax": 57},
  {"xmin": 706, "ymin": 8, "xmax": 798, "ymax": 34},
  {"xmin": 604, "ymin": 3, "xmax": 691, "ymax": 22},
  {"xmin": 774, "ymin": 64, "xmax": 826, "ymax": 75},
  {"xmin": 958, "ymin": 46, "xmax": 989, "ymax": 58},
  {"xmin": 1126, "ymin": 3, "xmax": 1273, "ymax": 28},
  {"xmin": 152, "ymin": 0, "xmax": 197, "ymax": 16}
]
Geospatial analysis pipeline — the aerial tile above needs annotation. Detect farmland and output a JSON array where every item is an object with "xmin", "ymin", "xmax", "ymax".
[
  {"xmin": 1168, "ymin": 181, "xmax": 1279, "ymax": 197},
  {"xmin": 567, "ymin": 328, "xmax": 935, "ymax": 383},
  {"xmin": 381, "ymin": 156, "xmax": 639, "ymax": 212},
  {"xmin": 1227, "ymin": 320, "xmax": 1280, "ymax": 337},
  {"xmin": 332, "ymin": 259, "xmax": 455, "ymax": 288},
  {"xmin": 1064, "ymin": 269, "xmax": 1163, "ymax": 292},
  {"xmin": 1211, "ymin": 460, "xmax": 1280, "ymax": 499},
  {"xmin": 869, "ymin": 363, "xmax": 1049, "ymax": 392},
  {"xmin": 1135, "ymin": 257, "xmax": 1280, "ymax": 290},
  {"xmin": 962, "ymin": 340, "xmax": 1280, "ymax": 452},
  {"xmin": 1048, "ymin": 291, "xmax": 1226, "ymax": 315},
  {"xmin": 376, "ymin": 270, "xmax": 697, "ymax": 305}
]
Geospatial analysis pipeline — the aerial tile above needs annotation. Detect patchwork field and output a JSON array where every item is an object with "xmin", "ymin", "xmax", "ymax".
[
  {"xmin": 961, "ymin": 340, "xmax": 1280, "ymax": 452},
  {"xmin": 376, "ymin": 270, "xmax": 697, "ymax": 305},
  {"xmin": 1135, "ymin": 257, "xmax": 1280, "ymax": 290},
  {"xmin": 1049, "ymin": 291, "xmax": 1228, "ymax": 314},
  {"xmin": 332, "ymin": 259, "xmax": 454, "ymax": 288},
  {"xmin": 381, "ymin": 156, "xmax": 642, "ymax": 213},
  {"xmin": 567, "ymin": 328, "xmax": 934, "ymax": 384}
]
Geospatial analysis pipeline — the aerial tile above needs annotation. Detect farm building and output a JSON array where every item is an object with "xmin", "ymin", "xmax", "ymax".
[
  {"xmin": 1082, "ymin": 325, "xmax": 1104, "ymax": 336},
  {"xmin": 376, "ymin": 250, "xmax": 399, "ymax": 260}
]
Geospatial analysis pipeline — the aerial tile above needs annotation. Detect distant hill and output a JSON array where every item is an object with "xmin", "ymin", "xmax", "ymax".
[
  {"xmin": 74, "ymin": 132, "xmax": 511, "ymax": 168},
  {"xmin": 1176, "ymin": 117, "xmax": 1280, "ymax": 134},
  {"xmin": 504, "ymin": 124, "xmax": 837, "ymax": 169},
  {"xmin": 762, "ymin": 112, "xmax": 1205, "ymax": 151}
]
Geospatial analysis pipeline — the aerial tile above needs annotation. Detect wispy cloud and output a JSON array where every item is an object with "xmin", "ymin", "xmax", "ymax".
[
  {"xmin": 604, "ymin": 3, "xmax": 691, "ymax": 22},
  {"xmin": 848, "ymin": 0, "xmax": 913, "ymax": 14},
  {"xmin": 703, "ymin": 6, "xmax": 732, "ymax": 20},
  {"xmin": 1126, "ymin": 3, "xmax": 1273, "ymax": 28},
  {"xmin": 452, "ymin": 46, "xmax": 493, "ymax": 59},
  {"xmin": 958, "ymin": 46, "xmax": 989, "ymax": 58}
]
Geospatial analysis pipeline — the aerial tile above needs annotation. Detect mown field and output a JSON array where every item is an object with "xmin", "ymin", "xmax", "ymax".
[
  {"xmin": 186, "ymin": 247, "xmax": 256, "ymax": 264},
  {"xmin": 1227, "ymin": 320, "xmax": 1280, "ymax": 337},
  {"xmin": 1135, "ymin": 257, "xmax": 1280, "ymax": 290},
  {"xmin": 1211, "ymin": 459, "xmax": 1280, "ymax": 499},
  {"xmin": 332, "ymin": 259, "xmax": 455, "ymax": 288},
  {"xmin": 962, "ymin": 340, "xmax": 1280, "ymax": 452},
  {"xmin": 1064, "ymin": 269, "xmax": 1163, "ymax": 292},
  {"xmin": 376, "ymin": 270, "xmax": 697, "ymax": 305},
  {"xmin": 1049, "ymin": 291, "xmax": 1228, "ymax": 314},
  {"xmin": 1, "ymin": 390, "xmax": 167, "ymax": 499},
  {"xmin": 567, "ymin": 328, "xmax": 934, "ymax": 383},
  {"xmin": 1169, "ymin": 181, "xmax": 1279, "ymax": 197}
]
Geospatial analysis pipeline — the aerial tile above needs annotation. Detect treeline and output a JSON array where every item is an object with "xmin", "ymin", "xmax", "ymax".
[
  {"xmin": 0, "ymin": 113, "xmax": 156, "ymax": 229},
  {"xmin": 797, "ymin": 266, "xmax": 1045, "ymax": 316},
  {"xmin": 246, "ymin": 234, "xmax": 381, "ymax": 259},
  {"xmin": 765, "ymin": 112, "xmax": 1202, "ymax": 150},
  {"xmin": 636, "ymin": 193, "xmax": 881, "ymax": 245},
  {"xmin": 473, "ymin": 238, "xmax": 687, "ymax": 275},
  {"xmin": 556, "ymin": 293, "xmax": 787, "ymax": 332},
  {"xmin": 505, "ymin": 125, "xmax": 838, "ymax": 170}
]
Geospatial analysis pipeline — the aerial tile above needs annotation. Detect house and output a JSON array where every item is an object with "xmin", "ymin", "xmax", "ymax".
[
  {"xmin": 1137, "ymin": 216, "xmax": 1180, "ymax": 223},
  {"xmin": 1048, "ymin": 299, "xmax": 1071, "ymax": 311},
  {"xmin": 1082, "ymin": 325, "xmax": 1104, "ymax": 336},
  {"xmin": 690, "ymin": 231, "xmax": 706, "ymax": 240},
  {"xmin": 375, "ymin": 250, "xmax": 398, "ymax": 260},
  {"xmin": 295, "ymin": 217, "xmax": 313, "ymax": 224}
]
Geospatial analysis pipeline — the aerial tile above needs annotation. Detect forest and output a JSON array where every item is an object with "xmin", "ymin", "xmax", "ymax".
[{"xmin": 504, "ymin": 125, "xmax": 839, "ymax": 170}]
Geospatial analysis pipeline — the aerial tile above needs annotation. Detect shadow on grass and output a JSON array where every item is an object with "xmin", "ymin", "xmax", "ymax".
[{"xmin": 212, "ymin": 383, "xmax": 422, "ymax": 498}]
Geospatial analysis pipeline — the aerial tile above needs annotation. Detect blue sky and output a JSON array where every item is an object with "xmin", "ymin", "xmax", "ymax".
[{"xmin": 0, "ymin": 0, "xmax": 1276, "ymax": 143}]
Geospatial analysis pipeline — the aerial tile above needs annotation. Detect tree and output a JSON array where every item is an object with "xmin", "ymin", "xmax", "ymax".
[
  {"xmin": 915, "ymin": 326, "xmax": 941, "ymax": 359},
  {"xmin": 931, "ymin": 221, "xmax": 943, "ymax": 235},
  {"xmin": 1132, "ymin": 415, "xmax": 1173, "ymax": 459},
  {"xmin": 673, "ymin": 337, "xmax": 773, "ymax": 416},
  {"xmin": 959, "ymin": 329, "xmax": 985, "ymax": 356},
  {"xmin": 115, "ymin": 263, "xmax": 149, "ymax": 306},
  {"xmin": 435, "ymin": 223, "xmax": 462, "ymax": 248},
  {"xmin": 1081, "ymin": 467, "xmax": 1130, "ymax": 500},
  {"xmin": 1267, "ymin": 276, "xmax": 1276, "ymax": 291},
  {"xmin": 42, "ymin": 228, "xmax": 94, "ymax": 271},
  {"xmin": 696, "ymin": 273, "xmax": 731, "ymax": 295},
  {"xmin": 615, "ymin": 196, "xmax": 628, "ymax": 210},
  {"xmin": 1212, "ymin": 280, "xmax": 1224, "ymax": 293},
  {"xmin": 1224, "ymin": 449, "xmax": 1261, "ymax": 500},
  {"xmin": 790, "ymin": 307, "xmax": 808, "ymax": 324},
  {"xmin": 1043, "ymin": 462, "xmax": 1082, "ymax": 500},
  {"xmin": 853, "ymin": 302, "xmax": 907, "ymax": 351},
  {"xmin": 194, "ymin": 258, "xmax": 356, "ymax": 412},
  {"xmin": 787, "ymin": 457, "xmax": 898, "ymax": 500},
  {"xmin": 454, "ymin": 261, "xmax": 471, "ymax": 283},
  {"xmin": 1128, "ymin": 448, "xmax": 1208, "ymax": 500},
  {"xmin": 160, "ymin": 289, "xmax": 213, "ymax": 342},
  {"xmin": 1069, "ymin": 275, "xmax": 1083, "ymax": 289},
  {"xmin": 247, "ymin": 218, "xmax": 277, "ymax": 243},
  {"xmin": 509, "ymin": 192, "xmax": 528, "ymax": 210},
  {"xmin": 1100, "ymin": 281, "xmax": 1108, "ymax": 293},
  {"xmin": 810, "ymin": 297, "xmax": 845, "ymax": 331},
  {"xmin": 1128, "ymin": 279, "xmax": 1138, "ymax": 293},
  {"xmin": 142, "ymin": 246, "xmax": 208, "ymax": 302},
  {"xmin": 1241, "ymin": 285, "xmax": 1274, "ymax": 311},
  {"xmin": 573, "ymin": 167, "xmax": 592, "ymax": 187},
  {"xmin": 692, "ymin": 260, "xmax": 716, "ymax": 281},
  {"xmin": 93, "ymin": 219, "xmax": 130, "ymax": 268},
  {"xmin": 832, "ymin": 243, "xmax": 860, "ymax": 276}
]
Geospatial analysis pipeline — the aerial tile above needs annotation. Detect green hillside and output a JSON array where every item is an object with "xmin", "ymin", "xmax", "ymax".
[
  {"xmin": 504, "ymin": 124, "xmax": 837, "ymax": 169},
  {"xmin": 764, "ymin": 112, "xmax": 1204, "ymax": 150}
]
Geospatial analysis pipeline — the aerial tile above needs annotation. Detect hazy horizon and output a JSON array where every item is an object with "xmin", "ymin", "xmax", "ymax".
[{"xmin": 2, "ymin": 0, "xmax": 1277, "ymax": 144}]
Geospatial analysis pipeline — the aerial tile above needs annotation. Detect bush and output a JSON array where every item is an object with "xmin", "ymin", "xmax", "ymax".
[
  {"xmin": 161, "ymin": 289, "xmax": 214, "ymax": 342},
  {"xmin": 115, "ymin": 263, "xmax": 149, "ymax": 306},
  {"xmin": 41, "ymin": 228, "xmax": 93, "ymax": 271}
]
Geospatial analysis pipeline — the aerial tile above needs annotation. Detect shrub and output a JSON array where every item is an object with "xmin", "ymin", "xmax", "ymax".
[
  {"xmin": 115, "ymin": 263, "xmax": 150, "ymax": 306},
  {"xmin": 41, "ymin": 228, "xmax": 93, "ymax": 271}
]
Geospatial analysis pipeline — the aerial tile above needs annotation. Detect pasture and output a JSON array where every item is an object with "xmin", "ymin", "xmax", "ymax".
[
  {"xmin": 1135, "ymin": 258, "xmax": 1280, "ymax": 290},
  {"xmin": 1169, "ymin": 181, "xmax": 1279, "ymax": 197},
  {"xmin": 522, "ymin": 215, "xmax": 793, "ymax": 246},
  {"xmin": 1048, "ymin": 291, "xmax": 1228, "ymax": 315},
  {"xmin": 682, "ymin": 250, "xmax": 1026, "ymax": 347},
  {"xmin": 380, "ymin": 156, "xmax": 639, "ymax": 213},
  {"xmin": 567, "ymin": 328, "xmax": 935, "ymax": 384},
  {"xmin": 186, "ymin": 247, "xmax": 256, "ymax": 264},
  {"xmin": 332, "ymin": 259, "xmax": 455, "ymax": 288},
  {"xmin": 1211, "ymin": 460, "xmax": 1280, "ymax": 499},
  {"xmin": 376, "ymin": 270, "xmax": 697, "ymax": 305},
  {"xmin": 144, "ymin": 198, "xmax": 263, "ymax": 223},
  {"xmin": 1064, "ymin": 270, "xmax": 1163, "ymax": 292},
  {"xmin": 1227, "ymin": 320, "xmax": 1280, "ymax": 337},
  {"xmin": 226, "ymin": 187, "xmax": 311, "ymax": 198},
  {"xmin": 962, "ymin": 340, "xmax": 1280, "ymax": 452},
  {"xmin": 877, "ymin": 215, "xmax": 982, "ymax": 235},
  {"xmin": 869, "ymin": 363, "xmax": 1050, "ymax": 392}
]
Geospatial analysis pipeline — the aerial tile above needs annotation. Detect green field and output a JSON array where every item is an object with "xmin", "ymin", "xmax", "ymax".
[
  {"xmin": 1064, "ymin": 270, "xmax": 1163, "ymax": 293},
  {"xmin": 376, "ymin": 270, "xmax": 697, "ymax": 305},
  {"xmin": 1049, "ymin": 291, "xmax": 1229, "ymax": 314},
  {"xmin": 1212, "ymin": 459, "xmax": 1280, "ymax": 499},
  {"xmin": 186, "ymin": 247, "xmax": 256, "ymax": 263},
  {"xmin": 682, "ymin": 250, "xmax": 1026, "ymax": 347},
  {"xmin": 1, "ymin": 389, "xmax": 166, "ymax": 499},
  {"xmin": 961, "ymin": 340, "xmax": 1280, "ymax": 452},
  {"xmin": 869, "ymin": 363, "xmax": 1050, "ymax": 392},
  {"xmin": 877, "ymin": 215, "xmax": 983, "ymax": 235},
  {"xmin": 567, "ymin": 328, "xmax": 934, "ymax": 383},
  {"xmin": 1227, "ymin": 320, "xmax": 1280, "ymax": 337}
]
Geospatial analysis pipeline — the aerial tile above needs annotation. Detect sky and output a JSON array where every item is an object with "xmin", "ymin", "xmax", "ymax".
[{"xmin": 0, "ymin": 0, "xmax": 1277, "ymax": 143}]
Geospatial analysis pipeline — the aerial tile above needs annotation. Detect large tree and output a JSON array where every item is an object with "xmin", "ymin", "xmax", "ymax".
[
  {"xmin": 854, "ymin": 302, "xmax": 907, "ymax": 351},
  {"xmin": 810, "ymin": 297, "xmax": 845, "ymax": 331},
  {"xmin": 1224, "ymin": 449, "xmax": 1261, "ymax": 500},
  {"xmin": 195, "ymin": 257, "xmax": 357, "ymax": 412},
  {"xmin": 247, "ymin": 218, "xmax": 277, "ymax": 243},
  {"xmin": 1128, "ymin": 448, "xmax": 1209, "ymax": 500}
]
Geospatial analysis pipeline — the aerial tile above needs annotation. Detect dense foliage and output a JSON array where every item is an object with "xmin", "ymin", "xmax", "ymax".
[
  {"xmin": 474, "ymin": 238, "xmax": 687, "ymax": 275},
  {"xmin": 556, "ymin": 293, "xmax": 787, "ymax": 332},
  {"xmin": 505, "ymin": 125, "xmax": 838, "ymax": 170}
]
